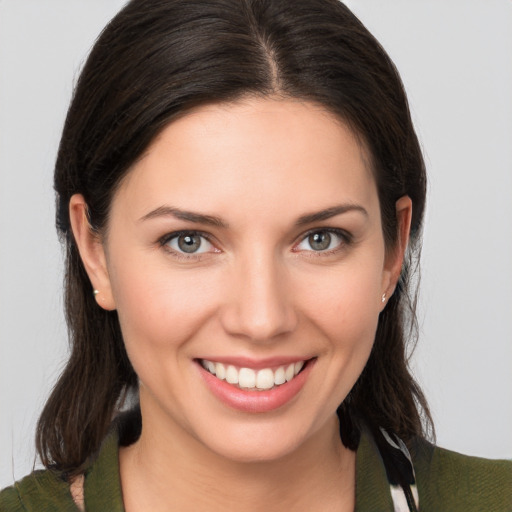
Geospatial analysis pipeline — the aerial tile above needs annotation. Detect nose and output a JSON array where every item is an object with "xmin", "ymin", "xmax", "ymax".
[{"xmin": 220, "ymin": 252, "xmax": 298, "ymax": 343}]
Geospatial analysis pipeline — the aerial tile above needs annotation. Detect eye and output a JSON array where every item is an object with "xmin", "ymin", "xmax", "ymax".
[
  {"xmin": 295, "ymin": 229, "xmax": 348, "ymax": 252},
  {"xmin": 162, "ymin": 231, "xmax": 216, "ymax": 255}
]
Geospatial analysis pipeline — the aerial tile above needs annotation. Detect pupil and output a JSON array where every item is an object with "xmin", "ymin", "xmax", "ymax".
[
  {"xmin": 178, "ymin": 234, "xmax": 201, "ymax": 253},
  {"xmin": 309, "ymin": 232, "xmax": 331, "ymax": 251}
]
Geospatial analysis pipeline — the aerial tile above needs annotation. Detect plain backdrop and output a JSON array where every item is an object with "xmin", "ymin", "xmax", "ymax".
[{"xmin": 1, "ymin": 0, "xmax": 511, "ymax": 489}]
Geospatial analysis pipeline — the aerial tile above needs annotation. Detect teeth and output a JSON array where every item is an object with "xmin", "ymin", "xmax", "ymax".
[
  {"xmin": 256, "ymin": 369, "xmax": 274, "ymax": 390},
  {"xmin": 215, "ymin": 362, "xmax": 226, "ymax": 380},
  {"xmin": 239, "ymin": 368, "xmax": 256, "ymax": 388},
  {"xmin": 274, "ymin": 366, "xmax": 286, "ymax": 385},
  {"xmin": 201, "ymin": 359, "xmax": 306, "ymax": 390},
  {"xmin": 225, "ymin": 365, "xmax": 238, "ymax": 384},
  {"xmin": 285, "ymin": 363, "xmax": 295, "ymax": 382}
]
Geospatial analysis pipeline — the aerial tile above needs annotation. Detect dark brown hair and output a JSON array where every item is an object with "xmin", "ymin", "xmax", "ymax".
[{"xmin": 39, "ymin": 0, "xmax": 431, "ymax": 475}]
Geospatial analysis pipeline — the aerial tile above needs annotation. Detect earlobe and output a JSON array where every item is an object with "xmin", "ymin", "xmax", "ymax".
[
  {"xmin": 69, "ymin": 194, "xmax": 116, "ymax": 311},
  {"xmin": 381, "ymin": 195, "xmax": 412, "ymax": 306}
]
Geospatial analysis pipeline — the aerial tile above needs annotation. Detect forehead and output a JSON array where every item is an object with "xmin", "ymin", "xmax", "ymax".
[{"xmin": 114, "ymin": 97, "xmax": 378, "ymax": 222}]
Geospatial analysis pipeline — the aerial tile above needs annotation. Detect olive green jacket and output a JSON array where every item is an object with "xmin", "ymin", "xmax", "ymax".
[{"xmin": 1, "ymin": 425, "xmax": 511, "ymax": 511}]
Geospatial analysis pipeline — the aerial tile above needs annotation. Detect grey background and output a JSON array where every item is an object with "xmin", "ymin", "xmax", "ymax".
[{"xmin": 1, "ymin": 0, "xmax": 511, "ymax": 488}]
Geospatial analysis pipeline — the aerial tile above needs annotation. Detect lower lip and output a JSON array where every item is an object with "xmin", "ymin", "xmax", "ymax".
[{"xmin": 197, "ymin": 359, "xmax": 315, "ymax": 413}]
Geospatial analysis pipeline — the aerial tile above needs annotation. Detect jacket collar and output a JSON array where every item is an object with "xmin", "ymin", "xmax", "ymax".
[{"xmin": 83, "ymin": 415, "xmax": 395, "ymax": 511}]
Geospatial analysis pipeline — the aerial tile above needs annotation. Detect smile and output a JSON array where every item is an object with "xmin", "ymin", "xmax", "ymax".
[
  {"xmin": 197, "ymin": 357, "xmax": 316, "ymax": 413},
  {"xmin": 200, "ymin": 359, "xmax": 306, "ymax": 391}
]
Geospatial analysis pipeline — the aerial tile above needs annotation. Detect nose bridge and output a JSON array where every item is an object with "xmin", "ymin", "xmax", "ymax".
[{"xmin": 221, "ymin": 247, "xmax": 297, "ymax": 342}]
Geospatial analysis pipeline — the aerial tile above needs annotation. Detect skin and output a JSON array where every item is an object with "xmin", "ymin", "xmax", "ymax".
[{"xmin": 70, "ymin": 97, "xmax": 411, "ymax": 511}]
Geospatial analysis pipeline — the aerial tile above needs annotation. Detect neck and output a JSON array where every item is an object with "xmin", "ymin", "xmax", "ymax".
[{"xmin": 119, "ymin": 405, "xmax": 356, "ymax": 512}]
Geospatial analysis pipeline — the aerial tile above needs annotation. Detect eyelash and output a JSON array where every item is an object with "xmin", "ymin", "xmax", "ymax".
[
  {"xmin": 158, "ymin": 227, "xmax": 353, "ymax": 260},
  {"xmin": 158, "ymin": 230, "xmax": 217, "ymax": 260},
  {"xmin": 293, "ymin": 228, "xmax": 352, "ymax": 257}
]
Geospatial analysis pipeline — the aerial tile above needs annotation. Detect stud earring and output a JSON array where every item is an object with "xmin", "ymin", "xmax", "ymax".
[
  {"xmin": 93, "ymin": 289, "xmax": 99, "ymax": 297},
  {"xmin": 381, "ymin": 293, "xmax": 386, "ymax": 303}
]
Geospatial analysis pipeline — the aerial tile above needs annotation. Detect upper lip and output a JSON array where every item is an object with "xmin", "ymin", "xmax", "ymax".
[{"xmin": 196, "ymin": 356, "xmax": 314, "ymax": 370}]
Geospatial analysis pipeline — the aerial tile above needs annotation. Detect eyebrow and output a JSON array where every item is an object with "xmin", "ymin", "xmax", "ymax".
[
  {"xmin": 139, "ymin": 206, "xmax": 229, "ymax": 228},
  {"xmin": 139, "ymin": 203, "xmax": 367, "ymax": 228},
  {"xmin": 295, "ymin": 204, "xmax": 368, "ymax": 226}
]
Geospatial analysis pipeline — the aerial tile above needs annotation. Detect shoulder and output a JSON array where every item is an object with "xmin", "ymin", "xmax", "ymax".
[
  {"xmin": 0, "ymin": 411, "xmax": 135, "ymax": 512},
  {"xmin": 411, "ymin": 437, "xmax": 512, "ymax": 511},
  {"xmin": 0, "ymin": 469, "xmax": 78, "ymax": 511}
]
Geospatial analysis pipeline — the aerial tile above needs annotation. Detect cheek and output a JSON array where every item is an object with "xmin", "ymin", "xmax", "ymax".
[
  {"xmin": 294, "ymin": 256, "xmax": 384, "ymax": 395},
  {"xmin": 297, "ymin": 258, "xmax": 384, "ymax": 339},
  {"xmin": 107, "ymin": 252, "xmax": 221, "ymax": 359}
]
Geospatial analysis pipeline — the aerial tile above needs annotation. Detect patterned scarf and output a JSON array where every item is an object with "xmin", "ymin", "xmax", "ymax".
[{"xmin": 375, "ymin": 427, "xmax": 420, "ymax": 511}]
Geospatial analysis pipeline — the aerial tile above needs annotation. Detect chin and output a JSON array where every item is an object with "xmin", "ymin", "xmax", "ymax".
[
  {"xmin": 191, "ymin": 410, "xmax": 330, "ymax": 465},
  {"xmin": 206, "ymin": 433, "xmax": 307, "ymax": 464}
]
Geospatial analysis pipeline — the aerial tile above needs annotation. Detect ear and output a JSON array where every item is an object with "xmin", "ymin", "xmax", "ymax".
[
  {"xmin": 381, "ymin": 195, "xmax": 412, "ymax": 308},
  {"xmin": 69, "ymin": 194, "xmax": 116, "ymax": 311}
]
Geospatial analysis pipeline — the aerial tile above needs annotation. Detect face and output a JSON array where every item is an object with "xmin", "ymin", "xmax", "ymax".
[{"xmin": 76, "ymin": 98, "xmax": 405, "ymax": 462}]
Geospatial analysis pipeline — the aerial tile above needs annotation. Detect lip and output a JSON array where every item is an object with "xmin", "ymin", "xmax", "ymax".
[
  {"xmin": 196, "ymin": 357, "xmax": 316, "ymax": 413},
  {"xmin": 197, "ymin": 355, "xmax": 311, "ymax": 371}
]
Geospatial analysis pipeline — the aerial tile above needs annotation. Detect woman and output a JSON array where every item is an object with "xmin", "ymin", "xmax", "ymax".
[{"xmin": 1, "ymin": 0, "xmax": 510, "ymax": 510}]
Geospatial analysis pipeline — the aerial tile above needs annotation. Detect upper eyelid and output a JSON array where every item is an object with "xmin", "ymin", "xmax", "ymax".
[
  {"xmin": 294, "ymin": 226, "xmax": 352, "ymax": 244},
  {"xmin": 157, "ymin": 227, "xmax": 352, "ymax": 252},
  {"xmin": 292, "ymin": 228, "xmax": 352, "ymax": 258},
  {"xmin": 301, "ymin": 226, "xmax": 350, "ymax": 236},
  {"xmin": 158, "ymin": 230, "xmax": 218, "ymax": 260},
  {"xmin": 159, "ymin": 229, "xmax": 213, "ymax": 244}
]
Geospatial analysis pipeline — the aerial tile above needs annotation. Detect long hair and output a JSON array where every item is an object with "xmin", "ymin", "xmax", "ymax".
[{"xmin": 39, "ymin": 0, "xmax": 431, "ymax": 475}]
